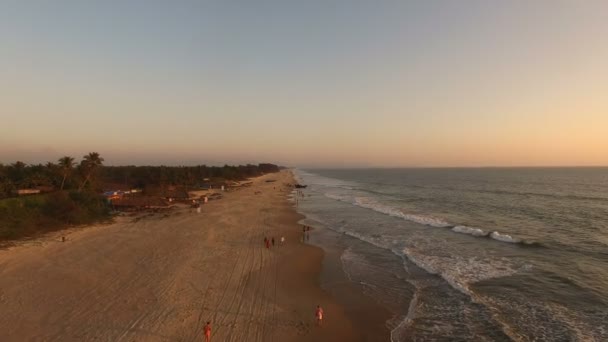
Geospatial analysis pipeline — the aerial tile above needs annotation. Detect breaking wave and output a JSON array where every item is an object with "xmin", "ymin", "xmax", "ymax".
[
  {"xmin": 490, "ymin": 231, "xmax": 520, "ymax": 243},
  {"xmin": 353, "ymin": 197, "xmax": 451, "ymax": 227},
  {"xmin": 324, "ymin": 192, "xmax": 540, "ymax": 247},
  {"xmin": 452, "ymin": 225, "xmax": 488, "ymax": 237},
  {"xmin": 324, "ymin": 193, "xmax": 450, "ymax": 227},
  {"xmin": 339, "ymin": 231, "xmax": 519, "ymax": 296}
]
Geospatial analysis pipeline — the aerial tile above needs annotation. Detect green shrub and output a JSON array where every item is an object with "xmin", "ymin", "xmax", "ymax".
[{"xmin": 0, "ymin": 191, "xmax": 110, "ymax": 240}]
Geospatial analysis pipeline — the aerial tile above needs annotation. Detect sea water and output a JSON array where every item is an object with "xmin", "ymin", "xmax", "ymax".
[{"xmin": 293, "ymin": 168, "xmax": 608, "ymax": 341}]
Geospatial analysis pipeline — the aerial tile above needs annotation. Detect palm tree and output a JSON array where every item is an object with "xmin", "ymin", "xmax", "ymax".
[
  {"xmin": 78, "ymin": 152, "xmax": 104, "ymax": 191},
  {"xmin": 58, "ymin": 156, "xmax": 75, "ymax": 190},
  {"xmin": 0, "ymin": 163, "xmax": 10, "ymax": 198},
  {"xmin": 8, "ymin": 161, "xmax": 27, "ymax": 187}
]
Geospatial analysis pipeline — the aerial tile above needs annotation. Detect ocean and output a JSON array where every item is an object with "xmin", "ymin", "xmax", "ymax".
[{"xmin": 291, "ymin": 168, "xmax": 608, "ymax": 341}]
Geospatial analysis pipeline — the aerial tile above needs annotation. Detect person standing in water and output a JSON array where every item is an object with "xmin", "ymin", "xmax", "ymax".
[{"xmin": 203, "ymin": 321, "xmax": 211, "ymax": 342}]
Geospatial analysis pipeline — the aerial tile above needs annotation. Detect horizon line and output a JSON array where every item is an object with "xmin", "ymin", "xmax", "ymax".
[{"xmin": 296, "ymin": 165, "xmax": 608, "ymax": 169}]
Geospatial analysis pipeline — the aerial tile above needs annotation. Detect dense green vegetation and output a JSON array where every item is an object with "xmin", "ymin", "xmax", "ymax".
[
  {"xmin": 0, "ymin": 191, "xmax": 110, "ymax": 240},
  {"xmin": 0, "ymin": 152, "xmax": 280, "ymax": 240},
  {"xmin": 0, "ymin": 153, "xmax": 280, "ymax": 198},
  {"xmin": 100, "ymin": 163, "xmax": 280, "ymax": 190},
  {"xmin": 0, "ymin": 152, "xmax": 105, "ymax": 198}
]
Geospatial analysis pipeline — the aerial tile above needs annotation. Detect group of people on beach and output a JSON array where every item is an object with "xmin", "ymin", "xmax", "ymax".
[
  {"xmin": 264, "ymin": 236, "xmax": 285, "ymax": 249},
  {"xmin": 301, "ymin": 225, "xmax": 312, "ymax": 242},
  {"xmin": 202, "ymin": 229, "xmax": 321, "ymax": 340}
]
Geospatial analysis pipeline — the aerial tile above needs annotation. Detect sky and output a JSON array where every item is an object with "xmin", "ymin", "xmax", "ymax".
[{"xmin": 1, "ymin": 0, "xmax": 607, "ymax": 167}]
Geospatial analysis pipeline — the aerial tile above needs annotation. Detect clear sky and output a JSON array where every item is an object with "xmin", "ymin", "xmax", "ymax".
[{"xmin": 1, "ymin": 1, "xmax": 607, "ymax": 167}]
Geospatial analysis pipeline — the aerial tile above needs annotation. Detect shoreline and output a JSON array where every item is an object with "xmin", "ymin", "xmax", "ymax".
[
  {"xmin": 294, "ymin": 218, "xmax": 394, "ymax": 342},
  {"xmin": 307, "ymin": 229, "xmax": 394, "ymax": 341},
  {"xmin": 0, "ymin": 169, "xmax": 376, "ymax": 341},
  {"xmin": 292, "ymin": 171, "xmax": 394, "ymax": 341}
]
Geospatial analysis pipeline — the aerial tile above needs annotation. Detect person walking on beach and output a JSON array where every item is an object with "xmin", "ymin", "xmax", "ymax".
[
  {"xmin": 203, "ymin": 321, "xmax": 211, "ymax": 342},
  {"xmin": 271, "ymin": 237, "xmax": 275, "ymax": 247},
  {"xmin": 265, "ymin": 237, "xmax": 271, "ymax": 249},
  {"xmin": 280, "ymin": 236, "xmax": 285, "ymax": 245},
  {"xmin": 315, "ymin": 305, "xmax": 324, "ymax": 326}
]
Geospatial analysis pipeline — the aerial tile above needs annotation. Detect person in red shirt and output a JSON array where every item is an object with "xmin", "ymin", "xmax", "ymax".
[
  {"xmin": 203, "ymin": 321, "xmax": 211, "ymax": 342},
  {"xmin": 315, "ymin": 305, "xmax": 324, "ymax": 326}
]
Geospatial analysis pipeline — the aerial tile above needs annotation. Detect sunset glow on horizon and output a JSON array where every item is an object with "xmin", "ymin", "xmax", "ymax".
[{"xmin": 1, "ymin": 1, "xmax": 607, "ymax": 167}]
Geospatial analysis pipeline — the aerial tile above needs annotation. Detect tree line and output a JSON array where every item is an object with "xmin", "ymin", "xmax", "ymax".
[
  {"xmin": 0, "ymin": 152, "xmax": 104, "ymax": 198},
  {"xmin": 0, "ymin": 152, "xmax": 280, "ymax": 198}
]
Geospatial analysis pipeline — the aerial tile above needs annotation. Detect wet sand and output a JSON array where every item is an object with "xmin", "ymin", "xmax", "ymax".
[{"xmin": 0, "ymin": 170, "xmax": 384, "ymax": 341}]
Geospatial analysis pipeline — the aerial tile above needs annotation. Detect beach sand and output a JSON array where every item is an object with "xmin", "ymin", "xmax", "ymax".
[{"xmin": 0, "ymin": 170, "xmax": 385, "ymax": 341}]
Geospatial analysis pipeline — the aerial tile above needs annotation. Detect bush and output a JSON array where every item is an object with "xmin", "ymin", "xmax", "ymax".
[{"xmin": 0, "ymin": 191, "xmax": 110, "ymax": 241}]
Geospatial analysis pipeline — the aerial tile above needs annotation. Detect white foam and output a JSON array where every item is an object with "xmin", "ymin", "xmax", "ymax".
[
  {"xmin": 490, "ymin": 231, "xmax": 521, "ymax": 243},
  {"xmin": 352, "ymin": 196, "xmax": 451, "ymax": 228},
  {"xmin": 323, "ymin": 192, "xmax": 452, "ymax": 228},
  {"xmin": 402, "ymin": 247, "xmax": 517, "ymax": 296},
  {"xmin": 323, "ymin": 191, "xmax": 533, "ymax": 247},
  {"xmin": 452, "ymin": 225, "xmax": 487, "ymax": 237},
  {"xmin": 340, "ymin": 229, "xmax": 518, "ymax": 296}
]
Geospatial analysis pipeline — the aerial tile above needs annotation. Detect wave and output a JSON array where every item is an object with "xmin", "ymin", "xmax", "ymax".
[
  {"xmin": 325, "ymin": 192, "xmax": 542, "ymax": 247},
  {"xmin": 325, "ymin": 193, "xmax": 451, "ymax": 228},
  {"xmin": 452, "ymin": 225, "xmax": 488, "ymax": 237},
  {"xmin": 452, "ymin": 226, "xmax": 544, "ymax": 247},
  {"xmin": 340, "ymin": 228, "xmax": 526, "ymax": 342},
  {"xmin": 490, "ymin": 231, "xmax": 520, "ymax": 243},
  {"xmin": 340, "ymin": 232, "xmax": 521, "ymax": 306},
  {"xmin": 354, "ymin": 197, "xmax": 452, "ymax": 228},
  {"xmin": 335, "ymin": 223, "xmax": 597, "ymax": 342},
  {"xmin": 312, "ymin": 211, "xmax": 530, "ymax": 342},
  {"xmin": 339, "ymin": 231, "xmax": 519, "ymax": 292},
  {"xmin": 453, "ymin": 226, "xmax": 544, "ymax": 247},
  {"xmin": 490, "ymin": 231, "xmax": 543, "ymax": 246}
]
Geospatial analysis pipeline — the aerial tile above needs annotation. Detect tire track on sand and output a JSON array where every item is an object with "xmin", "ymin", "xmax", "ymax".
[{"xmin": 223, "ymin": 223, "xmax": 257, "ymax": 342}]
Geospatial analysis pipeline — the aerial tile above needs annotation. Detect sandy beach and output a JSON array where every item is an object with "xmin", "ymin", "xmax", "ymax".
[{"xmin": 0, "ymin": 170, "xmax": 363, "ymax": 341}]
